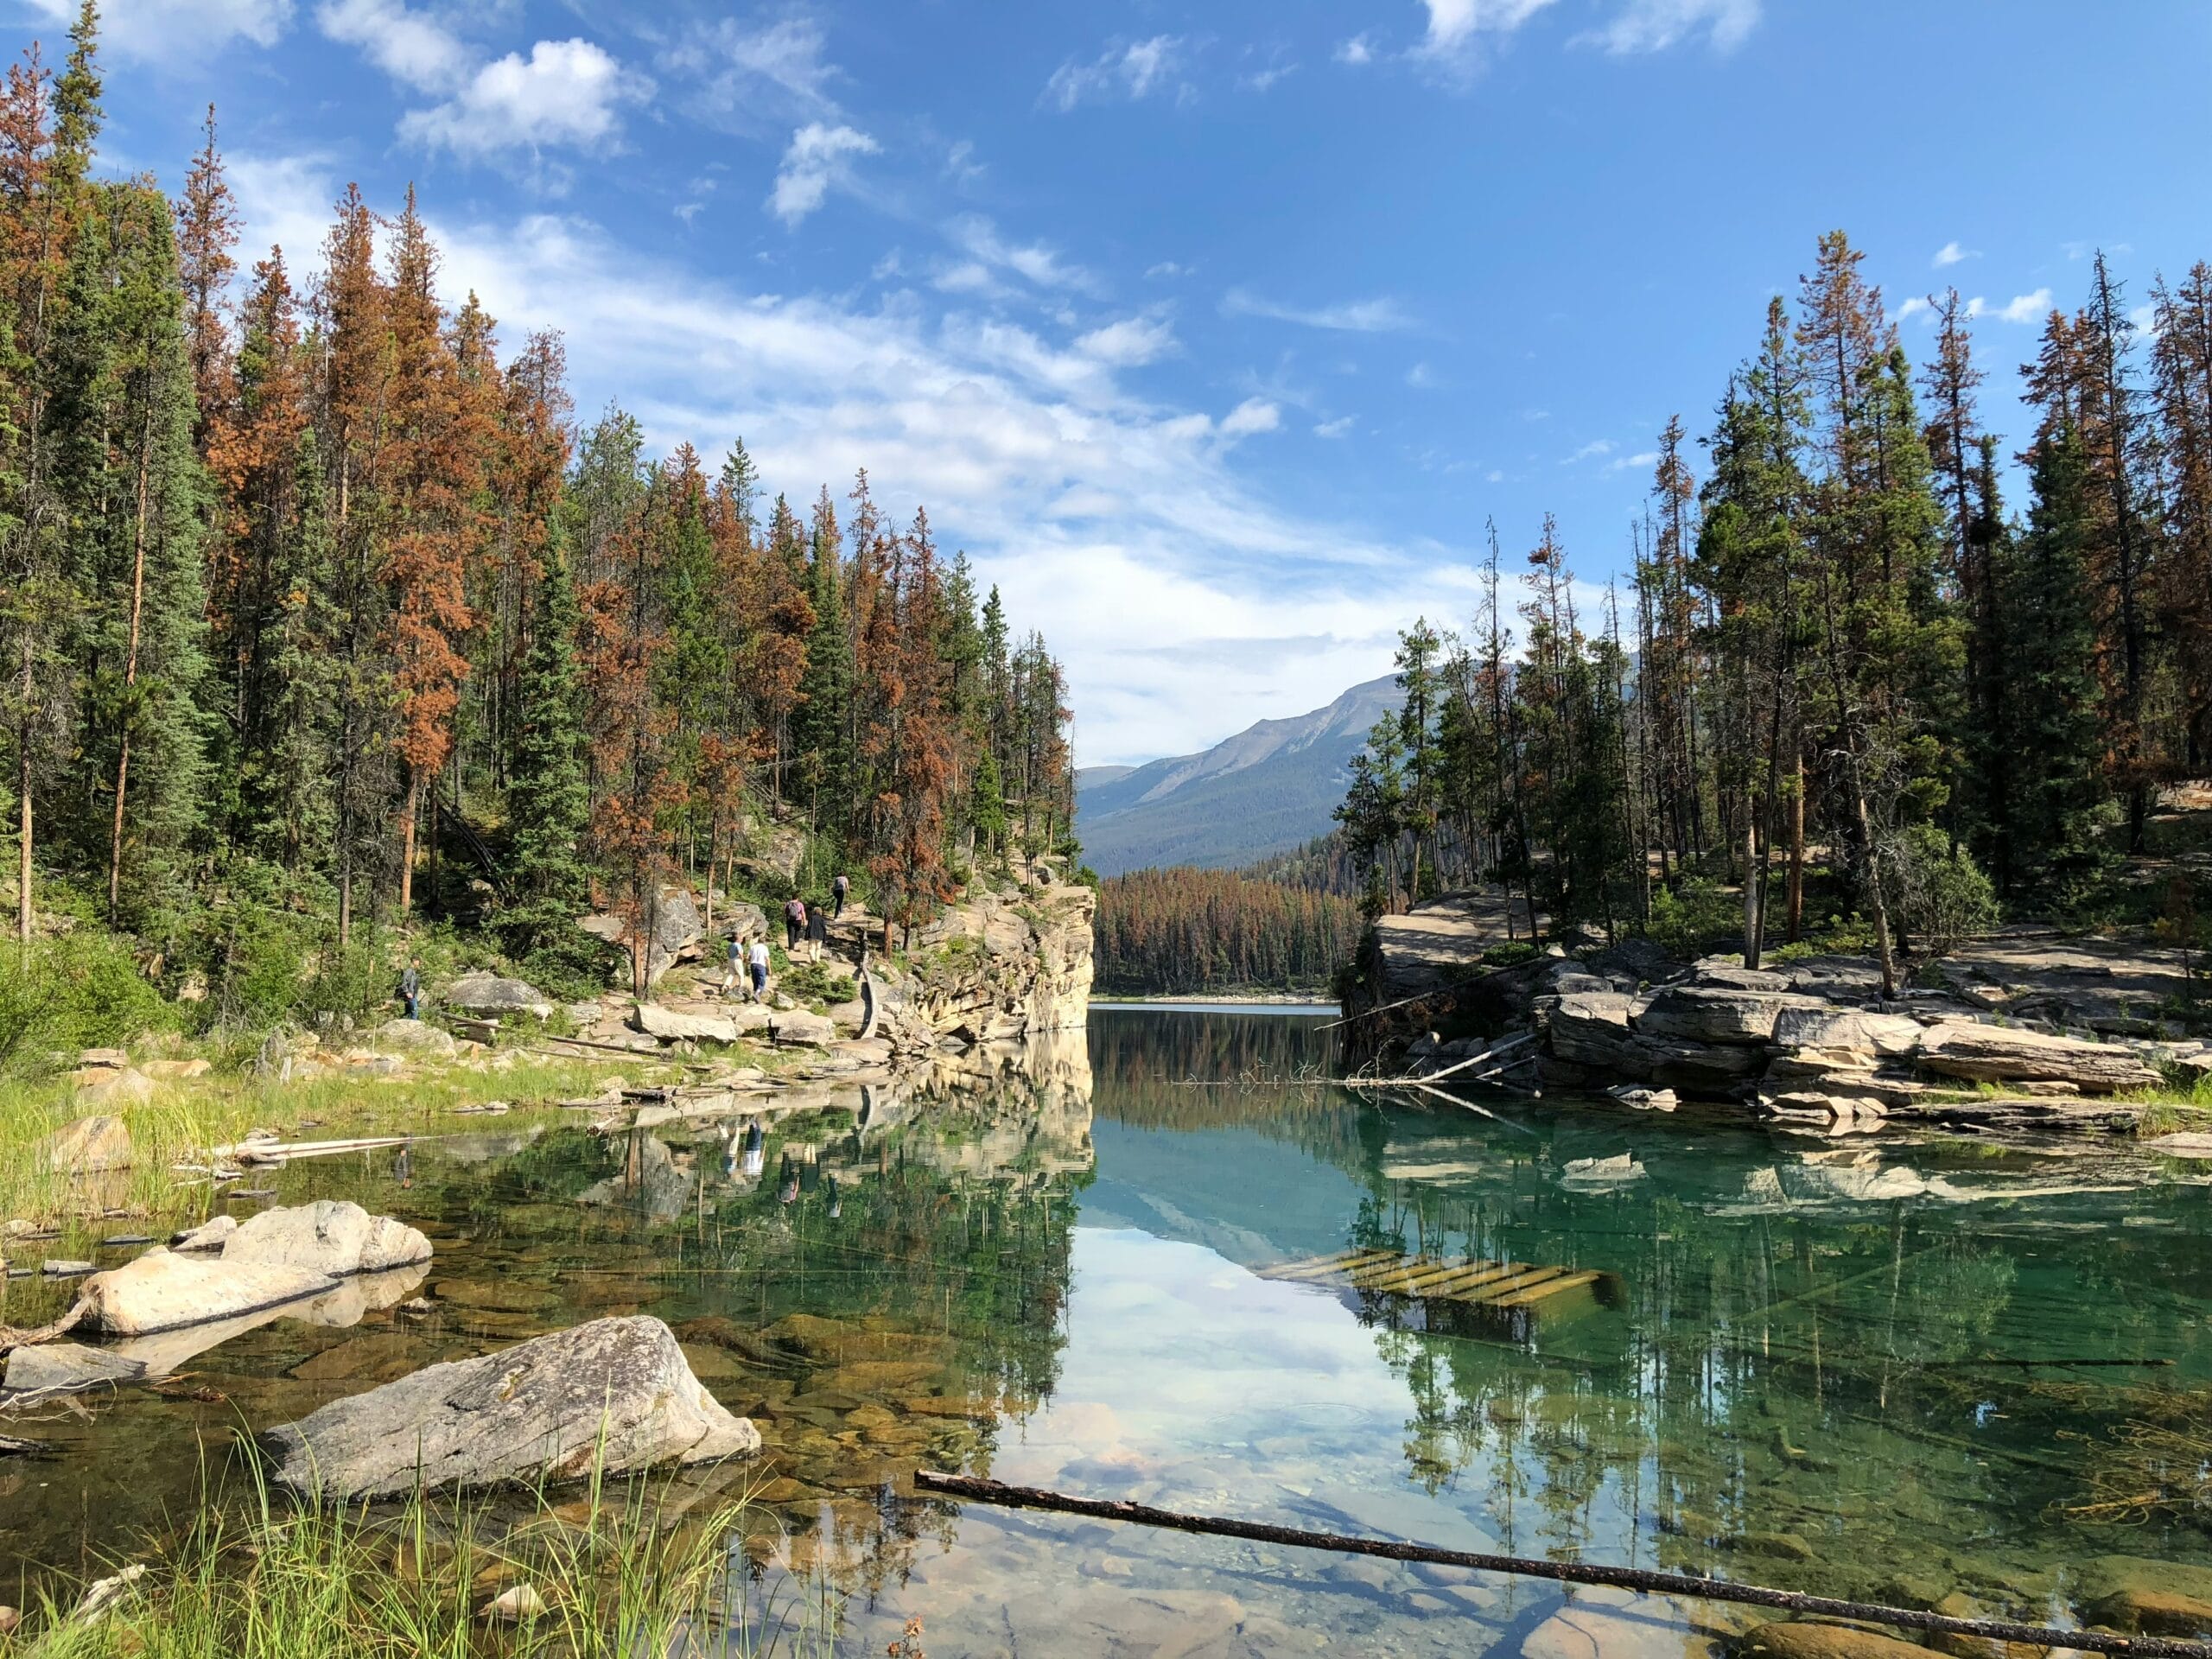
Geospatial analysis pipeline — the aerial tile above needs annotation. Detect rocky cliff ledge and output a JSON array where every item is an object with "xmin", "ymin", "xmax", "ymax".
[
  {"xmin": 873, "ymin": 877, "xmax": 1096, "ymax": 1058},
  {"xmin": 1344, "ymin": 893, "xmax": 2208, "ymax": 1137}
]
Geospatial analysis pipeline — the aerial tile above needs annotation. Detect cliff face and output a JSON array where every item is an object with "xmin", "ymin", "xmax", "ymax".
[{"xmin": 874, "ymin": 878, "xmax": 1096, "ymax": 1055}]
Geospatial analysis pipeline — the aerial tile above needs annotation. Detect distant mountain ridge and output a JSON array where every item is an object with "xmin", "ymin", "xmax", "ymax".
[{"xmin": 1076, "ymin": 676, "xmax": 1403, "ymax": 877}]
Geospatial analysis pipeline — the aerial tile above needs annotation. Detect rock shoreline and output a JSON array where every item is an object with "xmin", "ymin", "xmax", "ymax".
[{"xmin": 1350, "ymin": 897, "xmax": 2202, "ymax": 1135}]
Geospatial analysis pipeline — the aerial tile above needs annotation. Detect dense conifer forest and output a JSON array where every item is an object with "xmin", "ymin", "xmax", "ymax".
[
  {"xmin": 1091, "ymin": 866, "xmax": 1360, "ymax": 995},
  {"xmin": 1333, "ymin": 231, "xmax": 2212, "ymax": 990},
  {"xmin": 0, "ymin": 5, "xmax": 1075, "ymax": 1042}
]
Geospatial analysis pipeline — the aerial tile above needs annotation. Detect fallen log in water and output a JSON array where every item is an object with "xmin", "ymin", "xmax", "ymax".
[{"xmin": 910, "ymin": 1471, "xmax": 2212, "ymax": 1659}]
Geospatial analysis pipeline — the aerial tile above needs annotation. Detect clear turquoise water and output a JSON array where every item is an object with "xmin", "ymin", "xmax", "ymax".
[{"xmin": 7, "ymin": 1006, "xmax": 2212, "ymax": 1655}]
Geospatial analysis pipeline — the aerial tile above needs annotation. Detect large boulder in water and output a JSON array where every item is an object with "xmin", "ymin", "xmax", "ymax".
[
  {"xmin": 79, "ymin": 1201, "xmax": 431, "ymax": 1337},
  {"xmin": 262, "ymin": 1315, "xmax": 760, "ymax": 1498}
]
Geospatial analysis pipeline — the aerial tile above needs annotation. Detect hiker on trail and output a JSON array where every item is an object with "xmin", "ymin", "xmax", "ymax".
[
  {"xmin": 784, "ymin": 896, "xmax": 806, "ymax": 951},
  {"xmin": 726, "ymin": 931, "xmax": 744, "ymax": 991},
  {"xmin": 400, "ymin": 960, "xmax": 421, "ymax": 1020},
  {"xmin": 806, "ymin": 901, "xmax": 829, "ymax": 962},
  {"xmin": 832, "ymin": 873, "xmax": 849, "ymax": 919},
  {"xmin": 747, "ymin": 938, "xmax": 771, "ymax": 1001}
]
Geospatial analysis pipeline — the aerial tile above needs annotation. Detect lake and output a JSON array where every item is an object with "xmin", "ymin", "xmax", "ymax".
[{"xmin": 6, "ymin": 1006, "xmax": 2211, "ymax": 1655}]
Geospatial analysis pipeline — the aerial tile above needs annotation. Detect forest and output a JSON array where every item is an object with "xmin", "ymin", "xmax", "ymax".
[
  {"xmin": 1334, "ymin": 230, "xmax": 2212, "ymax": 993},
  {"xmin": 0, "ymin": 6, "xmax": 1075, "ymax": 1042},
  {"xmin": 1092, "ymin": 866, "xmax": 1360, "ymax": 995}
]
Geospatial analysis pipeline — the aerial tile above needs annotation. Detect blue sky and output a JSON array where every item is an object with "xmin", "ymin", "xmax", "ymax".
[{"xmin": 31, "ymin": 0, "xmax": 2212, "ymax": 764}]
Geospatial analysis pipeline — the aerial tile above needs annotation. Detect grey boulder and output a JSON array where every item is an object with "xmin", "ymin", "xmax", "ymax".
[
  {"xmin": 442, "ymin": 973, "xmax": 555, "ymax": 1020},
  {"xmin": 263, "ymin": 1315, "xmax": 760, "ymax": 1497}
]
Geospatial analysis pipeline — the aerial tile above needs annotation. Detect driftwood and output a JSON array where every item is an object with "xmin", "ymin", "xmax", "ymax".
[
  {"xmin": 219, "ymin": 1136, "xmax": 410, "ymax": 1166},
  {"xmin": 911, "ymin": 1471, "xmax": 2212, "ymax": 1659}
]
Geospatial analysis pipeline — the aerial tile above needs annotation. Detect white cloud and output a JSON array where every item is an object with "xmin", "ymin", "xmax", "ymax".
[
  {"xmin": 319, "ymin": 0, "xmax": 643, "ymax": 158},
  {"xmin": 948, "ymin": 216, "xmax": 1100, "ymax": 295},
  {"xmin": 1335, "ymin": 35, "xmax": 1376, "ymax": 64},
  {"xmin": 1240, "ymin": 63, "xmax": 1297, "ymax": 92},
  {"xmin": 1222, "ymin": 288, "xmax": 1413, "ymax": 333},
  {"xmin": 1220, "ymin": 397, "xmax": 1282, "ymax": 438},
  {"xmin": 1581, "ymin": 0, "xmax": 1760, "ymax": 54},
  {"xmin": 1406, "ymin": 362, "xmax": 1438, "ymax": 388},
  {"xmin": 1044, "ymin": 35, "xmax": 1186, "ymax": 111},
  {"xmin": 1314, "ymin": 416, "xmax": 1357, "ymax": 439},
  {"xmin": 1420, "ymin": 0, "xmax": 1560, "ymax": 56},
  {"xmin": 1074, "ymin": 315, "xmax": 1178, "ymax": 367},
  {"xmin": 1562, "ymin": 438, "xmax": 1615, "ymax": 464},
  {"xmin": 29, "ymin": 0, "xmax": 292, "ymax": 54},
  {"xmin": 1606, "ymin": 448, "xmax": 1659, "ymax": 473},
  {"xmin": 1146, "ymin": 261, "xmax": 1187, "ymax": 280},
  {"xmin": 1897, "ymin": 296, "xmax": 1932, "ymax": 324},
  {"xmin": 1933, "ymin": 239, "xmax": 1977, "ymax": 269},
  {"xmin": 402, "ymin": 39, "xmax": 642, "ymax": 156},
  {"xmin": 1965, "ymin": 288, "xmax": 2054, "ymax": 325},
  {"xmin": 768, "ymin": 123, "xmax": 879, "ymax": 226}
]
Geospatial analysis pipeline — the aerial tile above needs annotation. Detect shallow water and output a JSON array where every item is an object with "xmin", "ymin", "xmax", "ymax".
[{"xmin": 7, "ymin": 1007, "xmax": 2212, "ymax": 1654}]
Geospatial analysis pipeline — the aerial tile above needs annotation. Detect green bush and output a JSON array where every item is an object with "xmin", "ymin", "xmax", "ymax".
[
  {"xmin": 1889, "ymin": 823, "xmax": 1999, "ymax": 952},
  {"xmin": 0, "ymin": 931, "xmax": 175, "ymax": 1072},
  {"xmin": 1479, "ymin": 940, "xmax": 1541, "ymax": 968},
  {"xmin": 1645, "ymin": 877, "xmax": 1740, "ymax": 957}
]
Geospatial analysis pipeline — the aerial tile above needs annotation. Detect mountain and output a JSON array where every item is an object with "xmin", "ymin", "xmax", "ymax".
[{"xmin": 1076, "ymin": 676, "xmax": 1403, "ymax": 877}]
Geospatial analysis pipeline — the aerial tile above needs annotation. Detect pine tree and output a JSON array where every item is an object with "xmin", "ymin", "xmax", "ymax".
[{"xmin": 501, "ymin": 537, "xmax": 592, "ymax": 967}]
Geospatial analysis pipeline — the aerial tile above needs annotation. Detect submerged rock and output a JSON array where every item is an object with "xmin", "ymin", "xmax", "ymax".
[
  {"xmin": 1739, "ymin": 1624, "xmax": 1935, "ymax": 1659},
  {"xmin": 2077, "ymin": 1555, "xmax": 2212, "ymax": 1637},
  {"xmin": 2, "ymin": 1341, "xmax": 146, "ymax": 1395},
  {"xmin": 262, "ymin": 1315, "xmax": 760, "ymax": 1498}
]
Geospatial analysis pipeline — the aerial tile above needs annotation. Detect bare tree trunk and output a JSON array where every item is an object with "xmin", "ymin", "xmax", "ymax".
[
  {"xmin": 16, "ymin": 700, "xmax": 30, "ymax": 952},
  {"xmin": 1787, "ymin": 755, "xmax": 1805, "ymax": 943},
  {"xmin": 398, "ymin": 768, "xmax": 420, "ymax": 916}
]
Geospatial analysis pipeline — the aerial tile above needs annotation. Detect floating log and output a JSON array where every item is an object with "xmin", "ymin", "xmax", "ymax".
[
  {"xmin": 1262, "ymin": 1249, "xmax": 1399, "ymax": 1283},
  {"xmin": 911, "ymin": 1471, "xmax": 2211, "ymax": 1659},
  {"xmin": 217, "ymin": 1136, "xmax": 410, "ymax": 1166}
]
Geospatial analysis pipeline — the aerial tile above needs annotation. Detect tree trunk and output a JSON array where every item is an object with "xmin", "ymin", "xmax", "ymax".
[
  {"xmin": 109, "ymin": 410, "xmax": 156, "ymax": 922},
  {"xmin": 398, "ymin": 768, "xmax": 420, "ymax": 917},
  {"xmin": 1787, "ymin": 752, "xmax": 1806, "ymax": 942}
]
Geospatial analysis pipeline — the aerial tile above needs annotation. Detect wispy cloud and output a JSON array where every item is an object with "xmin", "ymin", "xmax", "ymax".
[
  {"xmin": 1606, "ymin": 448, "xmax": 1659, "ymax": 473},
  {"xmin": 1419, "ymin": 0, "xmax": 1560, "ymax": 58},
  {"xmin": 1405, "ymin": 361, "xmax": 1439, "ymax": 389},
  {"xmin": 1335, "ymin": 35, "xmax": 1376, "ymax": 65},
  {"xmin": 1220, "ymin": 397, "xmax": 1282, "ymax": 438},
  {"xmin": 1580, "ymin": 0, "xmax": 1761, "ymax": 54},
  {"xmin": 1897, "ymin": 296, "xmax": 1933, "ymax": 323},
  {"xmin": 30, "ymin": 0, "xmax": 294, "ymax": 55},
  {"xmin": 1043, "ymin": 35, "xmax": 1188, "ymax": 111},
  {"xmin": 768, "ymin": 123, "xmax": 878, "ymax": 226},
  {"xmin": 1073, "ymin": 315, "xmax": 1177, "ymax": 367},
  {"xmin": 1314, "ymin": 416, "xmax": 1357, "ymax": 439},
  {"xmin": 948, "ymin": 216, "xmax": 1102, "ymax": 295},
  {"xmin": 1933, "ymin": 239, "xmax": 1978, "ymax": 269},
  {"xmin": 1223, "ymin": 288, "xmax": 1413, "ymax": 333},
  {"xmin": 1562, "ymin": 438, "xmax": 1615, "ymax": 464},
  {"xmin": 1965, "ymin": 287, "xmax": 2055, "ymax": 325}
]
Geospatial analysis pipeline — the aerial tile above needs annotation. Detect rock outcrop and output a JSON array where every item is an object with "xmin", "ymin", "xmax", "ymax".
[
  {"xmin": 580, "ymin": 887, "xmax": 703, "ymax": 987},
  {"xmin": 1919, "ymin": 1021, "xmax": 2162, "ymax": 1092},
  {"xmin": 262, "ymin": 1315, "xmax": 760, "ymax": 1497},
  {"xmin": 46, "ymin": 1115, "xmax": 132, "ymax": 1175},
  {"xmin": 442, "ymin": 973, "xmax": 554, "ymax": 1020},
  {"xmin": 873, "ymin": 875, "xmax": 1095, "ymax": 1055}
]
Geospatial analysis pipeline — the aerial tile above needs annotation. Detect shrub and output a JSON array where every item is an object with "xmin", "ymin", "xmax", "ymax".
[
  {"xmin": 1888, "ymin": 822, "xmax": 1999, "ymax": 952},
  {"xmin": 0, "ymin": 931, "xmax": 175, "ymax": 1073}
]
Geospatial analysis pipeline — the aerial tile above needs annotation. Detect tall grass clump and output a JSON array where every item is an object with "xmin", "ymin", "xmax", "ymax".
[{"xmin": 16, "ymin": 1459, "xmax": 845, "ymax": 1658}]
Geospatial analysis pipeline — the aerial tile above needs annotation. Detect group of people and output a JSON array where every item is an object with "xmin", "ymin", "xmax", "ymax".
[{"xmin": 727, "ymin": 874, "xmax": 851, "ymax": 1001}]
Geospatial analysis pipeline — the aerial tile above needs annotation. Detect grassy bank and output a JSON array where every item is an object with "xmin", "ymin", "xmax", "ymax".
[{"xmin": 13, "ymin": 1465, "xmax": 842, "ymax": 1658}]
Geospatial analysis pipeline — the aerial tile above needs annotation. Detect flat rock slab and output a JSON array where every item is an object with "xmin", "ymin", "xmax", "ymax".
[
  {"xmin": 81, "ymin": 1201, "xmax": 432, "ymax": 1336},
  {"xmin": 262, "ymin": 1314, "xmax": 760, "ymax": 1498},
  {"xmin": 443, "ymin": 972, "xmax": 553, "ymax": 1020},
  {"xmin": 1919, "ymin": 1021, "xmax": 2161, "ymax": 1093},
  {"xmin": 1638, "ymin": 986, "xmax": 1831, "ymax": 1046},
  {"xmin": 632, "ymin": 1002, "xmax": 740, "ymax": 1045},
  {"xmin": 770, "ymin": 1010, "xmax": 836, "ymax": 1047}
]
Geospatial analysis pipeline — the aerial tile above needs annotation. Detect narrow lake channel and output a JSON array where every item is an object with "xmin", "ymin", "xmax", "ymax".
[{"xmin": 6, "ymin": 1005, "xmax": 2211, "ymax": 1656}]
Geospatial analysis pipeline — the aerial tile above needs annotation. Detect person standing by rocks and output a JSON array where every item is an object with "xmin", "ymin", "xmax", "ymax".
[
  {"xmin": 400, "ymin": 959, "xmax": 422, "ymax": 1020},
  {"xmin": 832, "ymin": 873, "xmax": 849, "ymax": 919},
  {"xmin": 806, "ymin": 901, "xmax": 829, "ymax": 963},
  {"xmin": 747, "ymin": 938, "xmax": 771, "ymax": 1001},
  {"xmin": 784, "ymin": 896, "xmax": 806, "ymax": 952},
  {"xmin": 725, "ymin": 931, "xmax": 744, "ymax": 992}
]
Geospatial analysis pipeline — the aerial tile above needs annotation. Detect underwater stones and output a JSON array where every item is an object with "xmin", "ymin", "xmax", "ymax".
[
  {"xmin": 1522, "ymin": 1599, "xmax": 1721, "ymax": 1659},
  {"xmin": 1918, "ymin": 1022, "xmax": 2161, "ymax": 1094},
  {"xmin": 46, "ymin": 1114, "xmax": 133, "ymax": 1175},
  {"xmin": 1738, "ymin": 1624, "xmax": 1935, "ymax": 1659},
  {"xmin": 264, "ymin": 1315, "xmax": 760, "ymax": 1498},
  {"xmin": 2077, "ymin": 1556, "xmax": 2212, "ymax": 1637}
]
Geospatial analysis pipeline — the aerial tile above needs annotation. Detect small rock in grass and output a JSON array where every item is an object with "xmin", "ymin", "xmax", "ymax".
[{"xmin": 480, "ymin": 1584, "xmax": 547, "ymax": 1623}]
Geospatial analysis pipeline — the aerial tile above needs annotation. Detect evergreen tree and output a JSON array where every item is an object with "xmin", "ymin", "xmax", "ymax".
[{"xmin": 501, "ymin": 538, "xmax": 593, "ymax": 967}]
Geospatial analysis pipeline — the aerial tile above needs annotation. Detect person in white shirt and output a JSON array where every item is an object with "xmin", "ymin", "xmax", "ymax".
[{"xmin": 747, "ymin": 938, "xmax": 771, "ymax": 1001}]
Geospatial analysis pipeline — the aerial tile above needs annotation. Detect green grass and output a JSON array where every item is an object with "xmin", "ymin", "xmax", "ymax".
[{"xmin": 14, "ymin": 1459, "xmax": 843, "ymax": 1657}]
